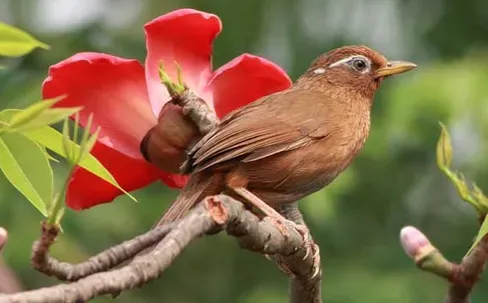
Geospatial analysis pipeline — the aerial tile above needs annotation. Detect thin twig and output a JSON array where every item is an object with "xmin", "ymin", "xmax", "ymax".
[
  {"xmin": 31, "ymin": 222, "xmax": 174, "ymax": 281},
  {"xmin": 400, "ymin": 226, "xmax": 488, "ymax": 303},
  {"xmin": 445, "ymin": 233, "xmax": 488, "ymax": 303}
]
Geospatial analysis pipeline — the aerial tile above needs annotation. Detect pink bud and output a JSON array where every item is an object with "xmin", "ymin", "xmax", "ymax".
[
  {"xmin": 0, "ymin": 227, "xmax": 7, "ymax": 250},
  {"xmin": 400, "ymin": 226, "xmax": 431, "ymax": 259}
]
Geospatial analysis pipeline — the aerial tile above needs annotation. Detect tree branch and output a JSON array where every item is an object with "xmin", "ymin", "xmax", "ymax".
[
  {"xmin": 31, "ymin": 222, "xmax": 174, "ymax": 281},
  {"xmin": 400, "ymin": 226, "xmax": 488, "ymax": 303},
  {"xmin": 229, "ymin": 201, "xmax": 321, "ymax": 303},
  {"xmin": 445, "ymin": 233, "xmax": 488, "ymax": 303},
  {"xmin": 0, "ymin": 195, "xmax": 321, "ymax": 303},
  {"xmin": 277, "ymin": 203, "xmax": 322, "ymax": 303}
]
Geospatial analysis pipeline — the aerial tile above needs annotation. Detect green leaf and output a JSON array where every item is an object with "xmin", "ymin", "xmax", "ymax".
[
  {"xmin": 436, "ymin": 122, "xmax": 453, "ymax": 169},
  {"xmin": 80, "ymin": 127, "xmax": 100, "ymax": 164},
  {"xmin": 444, "ymin": 169, "xmax": 482, "ymax": 211},
  {"xmin": 40, "ymin": 145, "xmax": 59, "ymax": 163},
  {"xmin": 0, "ymin": 109, "xmax": 136, "ymax": 201},
  {"xmin": 0, "ymin": 22, "xmax": 49, "ymax": 57},
  {"xmin": 7, "ymin": 97, "xmax": 81, "ymax": 133},
  {"xmin": 23, "ymin": 125, "xmax": 136, "ymax": 201},
  {"xmin": 7, "ymin": 98, "xmax": 63, "ymax": 127},
  {"xmin": 48, "ymin": 116, "xmax": 100, "ymax": 226},
  {"xmin": 467, "ymin": 185, "xmax": 488, "ymax": 255},
  {"xmin": 13, "ymin": 108, "xmax": 82, "ymax": 133},
  {"xmin": 0, "ymin": 133, "xmax": 53, "ymax": 216},
  {"xmin": 0, "ymin": 110, "xmax": 14, "ymax": 128},
  {"xmin": 62, "ymin": 117, "xmax": 74, "ymax": 164},
  {"xmin": 468, "ymin": 216, "xmax": 488, "ymax": 255}
]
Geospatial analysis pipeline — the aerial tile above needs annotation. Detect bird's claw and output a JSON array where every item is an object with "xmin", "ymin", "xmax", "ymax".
[
  {"xmin": 275, "ymin": 259, "xmax": 294, "ymax": 276},
  {"xmin": 293, "ymin": 224, "xmax": 322, "ymax": 279},
  {"xmin": 302, "ymin": 245, "xmax": 310, "ymax": 260},
  {"xmin": 309, "ymin": 243, "xmax": 321, "ymax": 279},
  {"xmin": 267, "ymin": 221, "xmax": 321, "ymax": 279}
]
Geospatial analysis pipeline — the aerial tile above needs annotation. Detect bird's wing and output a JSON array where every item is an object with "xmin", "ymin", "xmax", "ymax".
[{"xmin": 188, "ymin": 89, "xmax": 330, "ymax": 172}]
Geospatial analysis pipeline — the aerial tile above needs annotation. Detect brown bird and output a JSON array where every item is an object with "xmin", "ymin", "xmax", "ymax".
[{"xmin": 143, "ymin": 45, "xmax": 416, "ymax": 231}]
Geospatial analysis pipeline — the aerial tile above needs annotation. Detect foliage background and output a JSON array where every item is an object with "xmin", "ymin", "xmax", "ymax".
[{"xmin": 1, "ymin": 0, "xmax": 488, "ymax": 302}]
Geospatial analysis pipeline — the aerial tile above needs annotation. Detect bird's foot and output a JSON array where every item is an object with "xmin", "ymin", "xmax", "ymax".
[
  {"xmin": 266, "ymin": 222, "xmax": 321, "ymax": 279},
  {"xmin": 306, "ymin": 241, "xmax": 321, "ymax": 279},
  {"xmin": 292, "ymin": 224, "xmax": 322, "ymax": 279},
  {"xmin": 275, "ymin": 258, "xmax": 294, "ymax": 276},
  {"xmin": 263, "ymin": 217, "xmax": 296, "ymax": 275}
]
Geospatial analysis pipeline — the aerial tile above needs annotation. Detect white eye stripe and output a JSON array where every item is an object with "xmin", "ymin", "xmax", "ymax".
[
  {"xmin": 313, "ymin": 68, "xmax": 326, "ymax": 74},
  {"xmin": 328, "ymin": 55, "xmax": 371, "ymax": 68}
]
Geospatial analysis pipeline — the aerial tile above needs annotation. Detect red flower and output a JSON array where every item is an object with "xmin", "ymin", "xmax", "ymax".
[{"xmin": 42, "ymin": 9, "xmax": 292, "ymax": 210}]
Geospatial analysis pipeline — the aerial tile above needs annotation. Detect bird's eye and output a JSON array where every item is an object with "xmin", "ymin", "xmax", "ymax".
[{"xmin": 351, "ymin": 58, "xmax": 368, "ymax": 71}]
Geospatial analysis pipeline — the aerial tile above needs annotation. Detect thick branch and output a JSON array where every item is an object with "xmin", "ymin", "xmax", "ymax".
[
  {"xmin": 445, "ymin": 233, "xmax": 488, "ymax": 303},
  {"xmin": 0, "ymin": 199, "xmax": 216, "ymax": 302},
  {"xmin": 1, "ymin": 195, "xmax": 320, "ymax": 303},
  {"xmin": 277, "ymin": 203, "xmax": 322, "ymax": 303},
  {"xmin": 31, "ymin": 222, "xmax": 174, "ymax": 281}
]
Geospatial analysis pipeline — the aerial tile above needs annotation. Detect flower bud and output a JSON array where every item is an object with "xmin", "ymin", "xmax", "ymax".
[
  {"xmin": 0, "ymin": 227, "xmax": 7, "ymax": 250},
  {"xmin": 400, "ymin": 226, "xmax": 431, "ymax": 259}
]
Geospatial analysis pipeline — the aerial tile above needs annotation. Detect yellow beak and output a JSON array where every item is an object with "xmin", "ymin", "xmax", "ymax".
[{"xmin": 375, "ymin": 61, "xmax": 417, "ymax": 78}]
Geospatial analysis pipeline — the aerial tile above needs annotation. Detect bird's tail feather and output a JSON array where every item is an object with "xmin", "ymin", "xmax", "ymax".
[
  {"xmin": 130, "ymin": 172, "xmax": 220, "ymax": 259},
  {"xmin": 153, "ymin": 171, "xmax": 221, "ymax": 229}
]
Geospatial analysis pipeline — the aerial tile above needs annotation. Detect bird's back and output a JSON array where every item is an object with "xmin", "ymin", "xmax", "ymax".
[{"xmin": 183, "ymin": 88, "xmax": 371, "ymax": 204}]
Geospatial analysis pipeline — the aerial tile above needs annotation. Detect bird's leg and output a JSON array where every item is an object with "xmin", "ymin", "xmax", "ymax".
[
  {"xmin": 275, "ymin": 203, "xmax": 321, "ymax": 279},
  {"xmin": 225, "ymin": 168, "xmax": 295, "ymax": 233},
  {"xmin": 226, "ymin": 169, "xmax": 304, "ymax": 241},
  {"xmin": 231, "ymin": 187, "xmax": 288, "ymax": 221},
  {"xmin": 230, "ymin": 186, "xmax": 298, "ymax": 235}
]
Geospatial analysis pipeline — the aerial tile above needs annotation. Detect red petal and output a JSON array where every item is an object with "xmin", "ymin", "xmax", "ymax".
[
  {"xmin": 159, "ymin": 172, "xmax": 188, "ymax": 189},
  {"xmin": 144, "ymin": 9, "xmax": 222, "ymax": 116},
  {"xmin": 207, "ymin": 54, "xmax": 292, "ymax": 118},
  {"xmin": 66, "ymin": 142, "xmax": 162, "ymax": 210},
  {"xmin": 42, "ymin": 52, "xmax": 156, "ymax": 160}
]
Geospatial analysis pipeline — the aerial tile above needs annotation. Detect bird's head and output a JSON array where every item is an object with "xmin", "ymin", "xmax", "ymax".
[{"xmin": 296, "ymin": 45, "xmax": 417, "ymax": 99}]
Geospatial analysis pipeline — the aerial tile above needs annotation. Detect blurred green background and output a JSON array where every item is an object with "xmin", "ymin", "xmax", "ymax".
[{"xmin": 1, "ymin": 0, "xmax": 488, "ymax": 302}]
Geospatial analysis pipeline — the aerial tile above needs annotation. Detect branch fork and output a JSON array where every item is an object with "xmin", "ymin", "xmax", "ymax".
[{"xmin": 0, "ymin": 195, "xmax": 321, "ymax": 303}]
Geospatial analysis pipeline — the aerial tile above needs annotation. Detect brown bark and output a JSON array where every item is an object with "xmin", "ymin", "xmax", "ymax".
[{"xmin": 0, "ymin": 196, "xmax": 321, "ymax": 303}]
